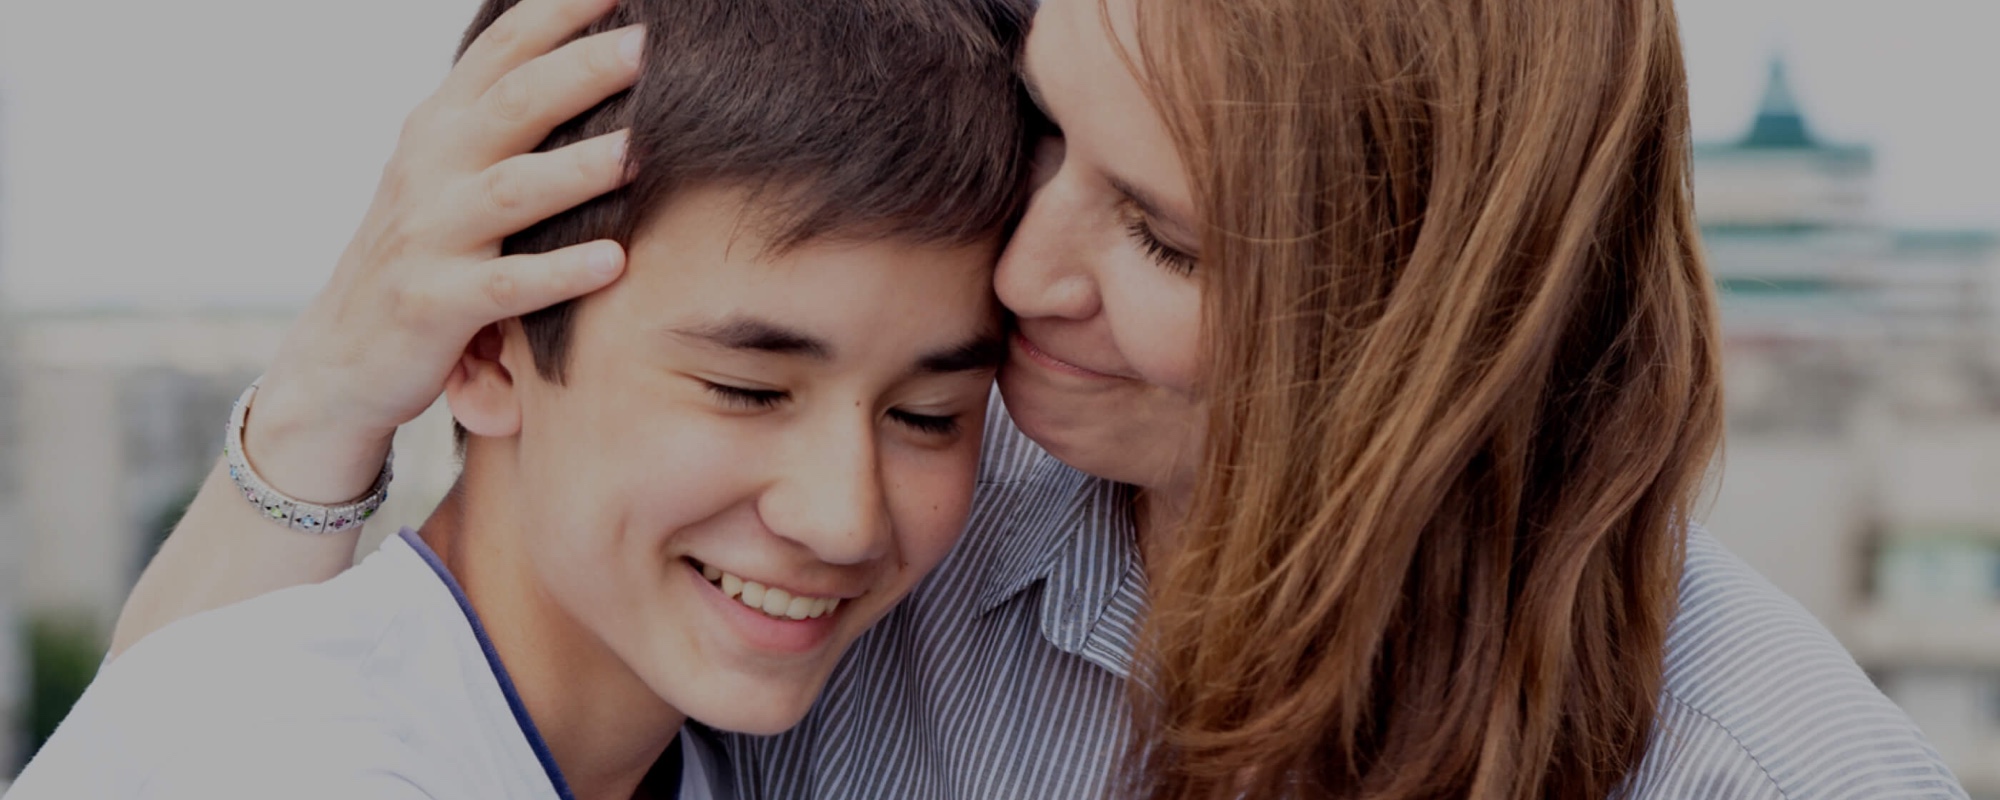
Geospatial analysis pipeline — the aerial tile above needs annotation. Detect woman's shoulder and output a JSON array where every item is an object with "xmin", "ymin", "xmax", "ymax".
[{"xmin": 1623, "ymin": 527, "xmax": 1967, "ymax": 799}]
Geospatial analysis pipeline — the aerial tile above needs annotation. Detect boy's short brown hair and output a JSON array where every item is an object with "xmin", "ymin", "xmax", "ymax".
[{"xmin": 460, "ymin": 0, "xmax": 1037, "ymax": 381}]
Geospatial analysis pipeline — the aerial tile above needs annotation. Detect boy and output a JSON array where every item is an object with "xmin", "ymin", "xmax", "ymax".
[{"xmin": 8, "ymin": 0, "xmax": 1032, "ymax": 797}]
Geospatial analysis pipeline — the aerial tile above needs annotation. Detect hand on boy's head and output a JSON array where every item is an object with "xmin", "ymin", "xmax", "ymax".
[{"xmin": 247, "ymin": 0, "xmax": 644, "ymax": 505}]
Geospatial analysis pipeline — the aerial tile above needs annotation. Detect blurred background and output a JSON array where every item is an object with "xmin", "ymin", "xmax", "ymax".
[{"xmin": 1, "ymin": 0, "xmax": 1998, "ymax": 794}]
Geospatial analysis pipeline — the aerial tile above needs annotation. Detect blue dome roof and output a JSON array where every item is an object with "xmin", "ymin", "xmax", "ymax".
[{"xmin": 1742, "ymin": 59, "xmax": 1816, "ymax": 149}]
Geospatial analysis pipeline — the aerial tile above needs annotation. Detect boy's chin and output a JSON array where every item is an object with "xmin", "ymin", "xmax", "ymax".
[
  {"xmin": 672, "ymin": 686, "xmax": 821, "ymax": 736},
  {"xmin": 646, "ymin": 664, "xmax": 832, "ymax": 736}
]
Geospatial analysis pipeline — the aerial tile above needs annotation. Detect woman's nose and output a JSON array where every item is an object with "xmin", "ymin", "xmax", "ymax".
[{"xmin": 995, "ymin": 158, "xmax": 1102, "ymax": 322}]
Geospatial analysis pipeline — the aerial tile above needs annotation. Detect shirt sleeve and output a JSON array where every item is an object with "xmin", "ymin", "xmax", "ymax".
[
  {"xmin": 139, "ymin": 767, "xmax": 437, "ymax": 800},
  {"xmin": 135, "ymin": 718, "xmax": 439, "ymax": 800}
]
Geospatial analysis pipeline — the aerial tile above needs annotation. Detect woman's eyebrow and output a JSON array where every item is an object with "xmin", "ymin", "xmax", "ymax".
[{"xmin": 1108, "ymin": 175, "xmax": 1198, "ymax": 244}]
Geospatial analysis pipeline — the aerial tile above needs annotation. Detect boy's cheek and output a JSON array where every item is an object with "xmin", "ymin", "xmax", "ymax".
[{"xmin": 887, "ymin": 446, "xmax": 985, "ymax": 577}]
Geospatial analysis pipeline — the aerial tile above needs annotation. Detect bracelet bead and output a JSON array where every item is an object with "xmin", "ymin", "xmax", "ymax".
[{"xmin": 222, "ymin": 379, "xmax": 392, "ymax": 535}]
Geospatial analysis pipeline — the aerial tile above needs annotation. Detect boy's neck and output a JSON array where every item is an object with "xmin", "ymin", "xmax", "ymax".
[{"xmin": 420, "ymin": 486, "xmax": 687, "ymax": 800}]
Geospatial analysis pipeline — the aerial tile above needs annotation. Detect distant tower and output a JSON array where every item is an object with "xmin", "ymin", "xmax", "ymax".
[
  {"xmin": 1741, "ymin": 59, "xmax": 1815, "ymax": 149},
  {"xmin": 1697, "ymin": 55, "xmax": 2000, "ymax": 417},
  {"xmin": 1693, "ymin": 57, "xmax": 1875, "ymax": 228}
]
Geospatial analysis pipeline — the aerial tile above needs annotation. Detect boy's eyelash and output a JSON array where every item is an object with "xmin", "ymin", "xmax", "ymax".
[
  {"xmin": 705, "ymin": 381, "xmax": 960, "ymax": 436},
  {"xmin": 703, "ymin": 381, "xmax": 787, "ymax": 409},
  {"xmin": 1122, "ymin": 216, "xmax": 1198, "ymax": 276},
  {"xmin": 889, "ymin": 410, "xmax": 960, "ymax": 437}
]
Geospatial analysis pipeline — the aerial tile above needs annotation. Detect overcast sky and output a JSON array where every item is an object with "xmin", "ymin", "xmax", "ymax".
[{"xmin": 1, "ymin": 0, "xmax": 1996, "ymax": 310}]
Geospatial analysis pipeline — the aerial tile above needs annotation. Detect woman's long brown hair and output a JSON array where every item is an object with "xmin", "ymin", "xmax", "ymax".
[{"xmin": 1123, "ymin": 0, "xmax": 1723, "ymax": 797}]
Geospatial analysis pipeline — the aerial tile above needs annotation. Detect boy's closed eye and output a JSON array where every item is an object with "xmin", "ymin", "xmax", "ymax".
[{"xmin": 698, "ymin": 380, "xmax": 963, "ymax": 437}]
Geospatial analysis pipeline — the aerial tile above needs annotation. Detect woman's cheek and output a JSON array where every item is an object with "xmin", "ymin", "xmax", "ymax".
[{"xmin": 1109, "ymin": 266, "xmax": 1204, "ymax": 394}]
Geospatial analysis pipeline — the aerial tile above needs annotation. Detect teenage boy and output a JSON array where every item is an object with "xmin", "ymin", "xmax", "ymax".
[{"xmin": 7, "ymin": 0, "xmax": 1032, "ymax": 798}]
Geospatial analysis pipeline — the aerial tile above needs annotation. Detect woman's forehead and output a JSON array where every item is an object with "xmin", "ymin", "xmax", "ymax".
[{"xmin": 1024, "ymin": 0, "xmax": 1195, "ymax": 222}]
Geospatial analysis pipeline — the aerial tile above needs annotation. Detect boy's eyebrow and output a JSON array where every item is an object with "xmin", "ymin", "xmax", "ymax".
[
  {"xmin": 916, "ymin": 332, "xmax": 1009, "ymax": 375},
  {"xmin": 671, "ymin": 317, "xmax": 833, "ymax": 360},
  {"xmin": 669, "ymin": 317, "xmax": 1004, "ymax": 374}
]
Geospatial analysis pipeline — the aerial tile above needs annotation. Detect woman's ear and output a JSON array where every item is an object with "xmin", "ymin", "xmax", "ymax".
[{"xmin": 445, "ymin": 322, "xmax": 524, "ymax": 439}]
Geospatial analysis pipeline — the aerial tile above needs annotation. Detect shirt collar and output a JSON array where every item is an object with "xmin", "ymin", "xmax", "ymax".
[
  {"xmin": 398, "ymin": 529, "xmax": 580, "ymax": 800},
  {"xmin": 970, "ymin": 461, "xmax": 1148, "ymax": 678}
]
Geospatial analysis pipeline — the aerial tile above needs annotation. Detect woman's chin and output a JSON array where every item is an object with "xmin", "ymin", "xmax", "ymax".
[{"xmin": 998, "ymin": 367, "xmax": 1185, "ymax": 489}]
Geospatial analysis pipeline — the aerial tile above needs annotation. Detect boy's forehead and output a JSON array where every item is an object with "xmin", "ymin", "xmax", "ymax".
[
  {"xmin": 630, "ymin": 185, "xmax": 1006, "ymax": 269},
  {"xmin": 595, "ymin": 187, "xmax": 1003, "ymax": 356}
]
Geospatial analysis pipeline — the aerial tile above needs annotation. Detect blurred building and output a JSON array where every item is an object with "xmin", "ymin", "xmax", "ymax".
[
  {"xmin": 4, "ymin": 311, "xmax": 462, "ymax": 635},
  {"xmin": 0, "ymin": 89, "xmax": 21, "ymax": 778},
  {"xmin": 1697, "ymin": 60, "xmax": 2000, "ymax": 793},
  {"xmin": 0, "ymin": 308, "xmax": 459, "ymax": 777}
]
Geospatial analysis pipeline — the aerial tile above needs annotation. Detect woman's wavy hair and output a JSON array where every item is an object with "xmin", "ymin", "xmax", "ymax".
[{"xmin": 1124, "ymin": 0, "xmax": 1724, "ymax": 797}]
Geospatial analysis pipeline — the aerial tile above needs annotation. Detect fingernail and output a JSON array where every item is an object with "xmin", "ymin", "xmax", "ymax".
[
  {"xmin": 620, "ymin": 27, "xmax": 645, "ymax": 65},
  {"xmin": 589, "ymin": 244, "xmax": 622, "ymax": 278}
]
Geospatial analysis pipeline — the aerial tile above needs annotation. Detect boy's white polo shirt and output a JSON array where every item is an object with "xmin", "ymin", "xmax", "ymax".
[{"xmin": 7, "ymin": 529, "xmax": 721, "ymax": 800}]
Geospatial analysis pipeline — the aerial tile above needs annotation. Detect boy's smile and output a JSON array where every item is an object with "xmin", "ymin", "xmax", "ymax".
[
  {"xmin": 444, "ymin": 184, "xmax": 1004, "ymax": 738},
  {"xmin": 686, "ymin": 557, "xmax": 852, "ymax": 654}
]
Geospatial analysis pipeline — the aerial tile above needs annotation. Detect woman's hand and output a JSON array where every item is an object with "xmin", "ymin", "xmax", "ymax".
[
  {"xmin": 250, "ymin": 0, "xmax": 642, "ymax": 504},
  {"xmin": 111, "ymin": 0, "xmax": 643, "ymax": 658}
]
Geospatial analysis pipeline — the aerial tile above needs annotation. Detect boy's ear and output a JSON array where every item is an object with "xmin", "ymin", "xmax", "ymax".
[{"xmin": 445, "ymin": 322, "xmax": 524, "ymax": 439}]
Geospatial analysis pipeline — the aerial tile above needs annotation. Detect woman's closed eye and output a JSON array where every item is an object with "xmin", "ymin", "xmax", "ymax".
[{"xmin": 1123, "ymin": 214, "xmax": 1198, "ymax": 276}]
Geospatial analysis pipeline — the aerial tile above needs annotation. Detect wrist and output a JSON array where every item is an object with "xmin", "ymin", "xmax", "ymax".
[{"xmin": 240, "ymin": 376, "xmax": 397, "ymax": 507}]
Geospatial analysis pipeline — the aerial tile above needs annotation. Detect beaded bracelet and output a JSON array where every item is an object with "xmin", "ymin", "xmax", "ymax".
[{"xmin": 223, "ymin": 379, "xmax": 392, "ymax": 534}]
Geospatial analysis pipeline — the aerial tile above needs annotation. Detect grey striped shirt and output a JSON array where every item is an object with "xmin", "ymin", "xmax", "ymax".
[{"xmin": 723, "ymin": 400, "xmax": 1967, "ymax": 798}]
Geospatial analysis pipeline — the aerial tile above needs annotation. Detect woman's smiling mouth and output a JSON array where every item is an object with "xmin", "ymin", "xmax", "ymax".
[{"xmin": 1013, "ymin": 332, "xmax": 1120, "ymax": 380}]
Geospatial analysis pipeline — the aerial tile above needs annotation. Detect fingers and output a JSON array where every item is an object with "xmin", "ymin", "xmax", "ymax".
[
  {"xmin": 452, "ymin": 129, "xmax": 632, "ymax": 244},
  {"xmin": 445, "ymin": 0, "xmax": 622, "ymax": 103},
  {"xmin": 463, "ymin": 24, "xmax": 644, "ymax": 161},
  {"xmin": 438, "ymin": 241, "xmax": 628, "ymax": 326}
]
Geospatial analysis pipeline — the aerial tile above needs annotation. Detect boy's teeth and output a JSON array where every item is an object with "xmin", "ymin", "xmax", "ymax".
[
  {"xmin": 763, "ymin": 588, "xmax": 793, "ymax": 616},
  {"xmin": 702, "ymin": 566, "xmax": 842, "ymax": 621}
]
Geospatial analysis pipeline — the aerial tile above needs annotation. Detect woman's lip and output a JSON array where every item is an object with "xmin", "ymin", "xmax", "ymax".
[
  {"xmin": 1013, "ymin": 332, "xmax": 1119, "ymax": 380},
  {"xmin": 686, "ymin": 560, "xmax": 841, "ymax": 655}
]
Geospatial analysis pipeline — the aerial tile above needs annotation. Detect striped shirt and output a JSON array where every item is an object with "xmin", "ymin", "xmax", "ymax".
[{"xmin": 723, "ymin": 399, "xmax": 1967, "ymax": 798}]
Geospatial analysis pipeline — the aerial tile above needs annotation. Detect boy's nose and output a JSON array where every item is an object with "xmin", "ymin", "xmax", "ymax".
[{"xmin": 758, "ymin": 416, "xmax": 892, "ymax": 566}]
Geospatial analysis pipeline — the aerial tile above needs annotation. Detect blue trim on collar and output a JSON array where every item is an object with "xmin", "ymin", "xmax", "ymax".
[{"xmin": 398, "ymin": 528, "xmax": 578, "ymax": 800}]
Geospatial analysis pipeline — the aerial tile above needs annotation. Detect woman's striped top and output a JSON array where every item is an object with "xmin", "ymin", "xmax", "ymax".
[{"xmin": 721, "ymin": 399, "xmax": 1967, "ymax": 799}]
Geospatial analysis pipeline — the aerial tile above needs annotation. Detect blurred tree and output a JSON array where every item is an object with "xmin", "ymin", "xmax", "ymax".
[{"xmin": 22, "ymin": 612, "xmax": 102, "ymax": 758}]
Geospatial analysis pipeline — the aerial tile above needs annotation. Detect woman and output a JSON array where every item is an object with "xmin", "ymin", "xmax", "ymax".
[{"xmin": 113, "ymin": 0, "xmax": 1964, "ymax": 797}]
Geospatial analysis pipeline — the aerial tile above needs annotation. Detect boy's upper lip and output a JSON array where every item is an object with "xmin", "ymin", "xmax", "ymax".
[{"xmin": 694, "ymin": 558, "xmax": 865, "ymax": 601}]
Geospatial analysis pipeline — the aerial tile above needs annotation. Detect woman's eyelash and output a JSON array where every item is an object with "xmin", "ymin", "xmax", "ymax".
[
  {"xmin": 1123, "ymin": 216, "xmax": 1198, "ymax": 275},
  {"xmin": 702, "ymin": 381, "xmax": 787, "ymax": 409}
]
